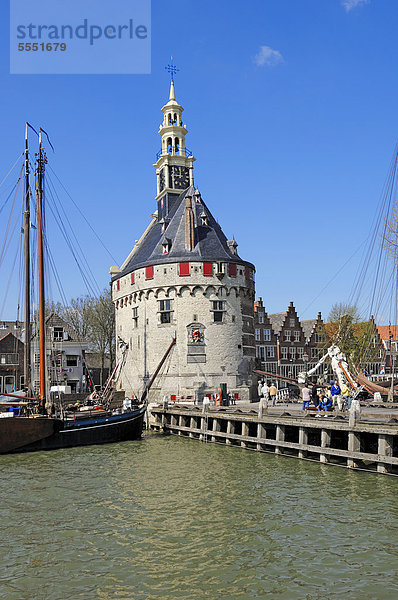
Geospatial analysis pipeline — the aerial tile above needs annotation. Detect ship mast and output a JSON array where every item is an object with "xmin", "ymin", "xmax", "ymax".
[
  {"xmin": 23, "ymin": 124, "xmax": 31, "ymax": 394},
  {"xmin": 36, "ymin": 131, "xmax": 47, "ymax": 411}
]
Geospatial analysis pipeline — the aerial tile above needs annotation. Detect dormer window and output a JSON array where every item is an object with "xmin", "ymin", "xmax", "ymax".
[
  {"xmin": 162, "ymin": 238, "xmax": 171, "ymax": 254},
  {"xmin": 159, "ymin": 217, "xmax": 169, "ymax": 233},
  {"xmin": 194, "ymin": 191, "xmax": 201, "ymax": 203},
  {"xmin": 53, "ymin": 327, "xmax": 65, "ymax": 341},
  {"xmin": 227, "ymin": 239, "xmax": 238, "ymax": 256},
  {"xmin": 200, "ymin": 213, "xmax": 208, "ymax": 226}
]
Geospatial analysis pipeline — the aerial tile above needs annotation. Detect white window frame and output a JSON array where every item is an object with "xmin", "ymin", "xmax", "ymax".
[{"xmin": 284, "ymin": 330, "xmax": 291, "ymax": 342}]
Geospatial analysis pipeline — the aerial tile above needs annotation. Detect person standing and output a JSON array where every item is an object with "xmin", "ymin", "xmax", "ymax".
[
  {"xmin": 311, "ymin": 384, "xmax": 319, "ymax": 407},
  {"xmin": 330, "ymin": 380, "xmax": 341, "ymax": 407},
  {"xmin": 269, "ymin": 383, "xmax": 278, "ymax": 406},
  {"xmin": 302, "ymin": 384, "xmax": 311, "ymax": 410},
  {"xmin": 261, "ymin": 381, "xmax": 269, "ymax": 405},
  {"xmin": 258, "ymin": 379, "xmax": 263, "ymax": 400}
]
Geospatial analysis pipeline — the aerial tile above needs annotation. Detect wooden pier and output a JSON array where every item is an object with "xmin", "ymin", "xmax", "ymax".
[{"xmin": 150, "ymin": 406, "xmax": 398, "ymax": 475}]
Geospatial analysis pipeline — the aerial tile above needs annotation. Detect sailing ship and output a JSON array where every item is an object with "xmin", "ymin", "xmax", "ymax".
[{"xmin": 0, "ymin": 126, "xmax": 173, "ymax": 453}]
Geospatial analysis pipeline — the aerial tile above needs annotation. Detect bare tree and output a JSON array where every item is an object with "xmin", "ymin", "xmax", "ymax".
[
  {"xmin": 328, "ymin": 303, "xmax": 360, "ymax": 323},
  {"xmin": 84, "ymin": 289, "xmax": 115, "ymax": 386}
]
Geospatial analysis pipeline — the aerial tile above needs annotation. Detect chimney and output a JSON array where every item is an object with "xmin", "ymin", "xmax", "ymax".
[{"xmin": 185, "ymin": 196, "xmax": 195, "ymax": 250}]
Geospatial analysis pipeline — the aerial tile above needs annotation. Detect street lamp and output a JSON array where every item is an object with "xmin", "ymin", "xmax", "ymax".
[{"xmin": 303, "ymin": 352, "xmax": 309, "ymax": 384}]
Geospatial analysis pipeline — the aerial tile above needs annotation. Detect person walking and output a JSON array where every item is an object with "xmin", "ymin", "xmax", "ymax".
[
  {"xmin": 258, "ymin": 380, "xmax": 263, "ymax": 400},
  {"xmin": 302, "ymin": 384, "xmax": 311, "ymax": 410},
  {"xmin": 269, "ymin": 383, "xmax": 278, "ymax": 406}
]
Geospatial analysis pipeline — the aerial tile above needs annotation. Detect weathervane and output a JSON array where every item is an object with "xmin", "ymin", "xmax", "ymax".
[{"xmin": 165, "ymin": 56, "xmax": 179, "ymax": 82}]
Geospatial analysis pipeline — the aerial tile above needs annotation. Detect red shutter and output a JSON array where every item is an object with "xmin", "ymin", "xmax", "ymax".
[
  {"xmin": 228, "ymin": 263, "xmax": 237, "ymax": 277},
  {"xmin": 203, "ymin": 262, "xmax": 213, "ymax": 276},
  {"xmin": 179, "ymin": 262, "xmax": 190, "ymax": 276},
  {"xmin": 245, "ymin": 266, "xmax": 250, "ymax": 280},
  {"xmin": 146, "ymin": 266, "xmax": 153, "ymax": 279},
  {"xmin": 116, "ymin": 280, "xmax": 120, "ymax": 291},
  {"xmin": 131, "ymin": 272, "xmax": 135, "ymax": 284}
]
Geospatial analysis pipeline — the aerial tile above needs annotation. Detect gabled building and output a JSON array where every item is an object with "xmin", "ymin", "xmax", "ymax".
[
  {"xmin": 31, "ymin": 313, "xmax": 89, "ymax": 394},
  {"xmin": 0, "ymin": 332, "xmax": 24, "ymax": 393},
  {"xmin": 254, "ymin": 300, "xmax": 325, "ymax": 380},
  {"xmin": 111, "ymin": 80, "xmax": 256, "ymax": 401},
  {"xmin": 0, "ymin": 321, "xmax": 25, "ymax": 342}
]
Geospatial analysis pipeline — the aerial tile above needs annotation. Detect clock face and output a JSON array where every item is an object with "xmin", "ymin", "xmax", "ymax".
[
  {"xmin": 170, "ymin": 166, "xmax": 190, "ymax": 189},
  {"xmin": 159, "ymin": 169, "xmax": 165, "ymax": 192}
]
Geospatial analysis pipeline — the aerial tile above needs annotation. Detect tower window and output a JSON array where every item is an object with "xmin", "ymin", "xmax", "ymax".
[
  {"xmin": 203, "ymin": 262, "xmax": 213, "ymax": 276},
  {"xmin": 159, "ymin": 299, "xmax": 172, "ymax": 324},
  {"xmin": 132, "ymin": 307, "xmax": 138, "ymax": 327},
  {"xmin": 228, "ymin": 263, "xmax": 237, "ymax": 277},
  {"xmin": 200, "ymin": 214, "xmax": 208, "ymax": 226},
  {"xmin": 211, "ymin": 300, "xmax": 225, "ymax": 323},
  {"xmin": 179, "ymin": 262, "xmax": 190, "ymax": 276},
  {"xmin": 175, "ymin": 137, "xmax": 179, "ymax": 153}
]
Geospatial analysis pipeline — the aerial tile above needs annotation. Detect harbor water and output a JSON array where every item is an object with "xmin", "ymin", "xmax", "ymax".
[{"xmin": 1, "ymin": 434, "xmax": 397, "ymax": 600}]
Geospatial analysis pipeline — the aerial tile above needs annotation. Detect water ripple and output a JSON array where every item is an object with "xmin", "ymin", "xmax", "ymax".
[{"xmin": 1, "ymin": 435, "xmax": 398, "ymax": 599}]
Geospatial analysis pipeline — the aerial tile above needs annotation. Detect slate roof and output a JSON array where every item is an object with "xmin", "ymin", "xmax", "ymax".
[
  {"xmin": 31, "ymin": 313, "xmax": 82, "ymax": 343},
  {"xmin": 116, "ymin": 186, "xmax": 254, "ymax": 279},
  {"xmin": 301, "ymin": 319, "xmax": 317, "ymax": 341},
  {"xmin": 268, "ymin": 312, "xmax": 285, "ymax": 334},
  {"xmin": 0, "ymin": 321, "xmax": 24, "ymax": 341}
]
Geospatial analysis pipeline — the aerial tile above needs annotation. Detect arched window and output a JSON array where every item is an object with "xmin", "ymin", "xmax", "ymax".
[
  {"xmin": 167, "ymin": 137, "xmax": 173, "ymax": 154},
  {"xmin": 175, "ymin": 137, "xmax": 179, "ymax": 154},
  {"xmin": 168, "ymin": 114, "xmax": 173, "ymax": 125}
]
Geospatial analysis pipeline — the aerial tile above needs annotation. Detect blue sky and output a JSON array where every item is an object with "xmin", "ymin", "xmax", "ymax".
[{"xmin": 0, "ymin": 0, "xmax": 397, "ymax": 321}]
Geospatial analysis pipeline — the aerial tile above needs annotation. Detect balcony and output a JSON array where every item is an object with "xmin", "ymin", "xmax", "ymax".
[{"xmin": 156, "ymin": 147, "xmax": 193, "ymax": 160}]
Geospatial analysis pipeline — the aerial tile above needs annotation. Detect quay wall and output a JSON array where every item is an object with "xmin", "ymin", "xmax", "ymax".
[{"xmin": 150, "ymin": 406, "xmax": 398, "ymax": 475}]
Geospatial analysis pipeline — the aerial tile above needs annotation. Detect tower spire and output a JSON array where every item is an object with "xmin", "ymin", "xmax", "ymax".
[{"xmin": 169, "ymin": 79, "xmax": 175, "ymax": 101}]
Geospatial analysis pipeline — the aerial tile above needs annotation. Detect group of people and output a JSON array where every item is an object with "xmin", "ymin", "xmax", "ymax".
[
  {"xmin": 301, "ymin": 380, "xmax": 358, "ymax": 413},
  {"xmin": 258, "ymin": 380, "xmax": 278, "ymax": 407}
]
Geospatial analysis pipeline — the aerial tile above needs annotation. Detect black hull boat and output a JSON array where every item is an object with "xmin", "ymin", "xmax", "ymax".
[{"xmin": 1, "ymin": 405, "xmax": 146, "ymax": 454}]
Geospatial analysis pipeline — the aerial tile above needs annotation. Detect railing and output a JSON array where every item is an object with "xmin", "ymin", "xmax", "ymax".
[{"xmin": 156, "ymin": 147, "xmax": 193, "ymax": 160}]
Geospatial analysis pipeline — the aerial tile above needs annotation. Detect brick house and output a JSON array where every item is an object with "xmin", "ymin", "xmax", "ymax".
[
  {"xmin": 254, "ymin": 299, "xmax": 325, "ymax": 383},
  {"xmin": 0, "ymin": 332, "xmax": 25, "ymax": 393}
]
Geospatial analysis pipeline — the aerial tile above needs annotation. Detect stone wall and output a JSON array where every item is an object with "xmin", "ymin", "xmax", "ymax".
[{"xmin": 113, "ymin": 261, "xmax": 256, "ymax": 402}]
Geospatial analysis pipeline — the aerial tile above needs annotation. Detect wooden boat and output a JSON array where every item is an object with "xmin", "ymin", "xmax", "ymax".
[
  {"xmin": 1, "ymin": 405, "xmax": 146, "ymax": 454},
  {"xmin": 0, "ymin": 127, "xmax": 175, "ymax": 454}
]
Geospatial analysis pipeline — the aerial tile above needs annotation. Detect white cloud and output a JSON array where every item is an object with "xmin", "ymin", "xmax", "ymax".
[
  {"xmin": 342, "ymin": 0, "xmax": 370, "ymax": 12},
  {"xmin": 254, "ymin": 45, "xmax": 284, "ymax": 67}
]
